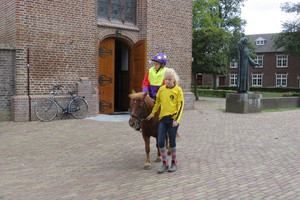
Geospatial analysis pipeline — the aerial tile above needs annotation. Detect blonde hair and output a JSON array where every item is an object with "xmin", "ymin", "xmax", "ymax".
[{"xmin": 164, "ymin": 68, "xmax": 179, "ymax": 85}]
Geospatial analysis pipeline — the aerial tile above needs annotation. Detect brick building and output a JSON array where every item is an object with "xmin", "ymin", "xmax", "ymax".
[
  {"xmin": 199, "ymin": 33, "xmax": 300, "ymax": 88},
  {"xmin": 0, "ymin": 0, "xmax": 194, "ymax": 121}
]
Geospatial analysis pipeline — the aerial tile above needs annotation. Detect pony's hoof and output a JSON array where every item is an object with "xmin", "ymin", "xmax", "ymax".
[
  {"xmin": 155, "ymin": 157, "xmax": 162, "ymax": 162},
  {"xmin": 144, "ymin": 165, "xmax": 151, "ymax": 170}
]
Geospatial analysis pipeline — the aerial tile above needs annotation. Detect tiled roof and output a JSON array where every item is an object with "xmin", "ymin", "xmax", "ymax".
[{"xmin": 247, "ymin": 33, "xmax": 284, "ymax": 53}]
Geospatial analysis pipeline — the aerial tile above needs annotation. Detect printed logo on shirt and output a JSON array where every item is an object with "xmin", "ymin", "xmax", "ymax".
[{"xmin": 170, "ymin": 95, "xmax": 174, "ymax": 101}]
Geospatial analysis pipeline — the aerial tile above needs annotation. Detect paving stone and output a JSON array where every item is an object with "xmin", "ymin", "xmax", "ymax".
[{"xmin": 0, "ymin": 98, "xmax": 300, "ymax": 199}]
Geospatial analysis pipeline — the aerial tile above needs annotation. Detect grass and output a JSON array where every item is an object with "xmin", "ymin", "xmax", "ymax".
[
  {"xmin": 199, "ymin": 92, "xmax": 285, "ymax": 98},
  {"xmin": 259, "ymin": 92, "xmax": 283, "ymax": 98},
  {"xmin": 262, "ymin": 107, "xmax": 300, "ymax": 112},
  {"xmin": 217, "ymin": 107, "xmax": 300, "ymax": 113}
]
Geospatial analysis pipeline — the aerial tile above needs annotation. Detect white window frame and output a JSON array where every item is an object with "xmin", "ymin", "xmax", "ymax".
[
  {"xmin": 229, "ymin": 74, "xmax": 237, "ymax": 86},
  {"xmin": 252, "ymin": 74, "xmax": 263, "ymax": 86},
  {"xmin": 255, "ymin": 55, "xmax": 263, "ymax": 68},
  {"xmin": 256, "ymin": 40, "xmax": 265, "ymax": 45},
  {"xmin": 276, "ymin": 55, "xmax": 288, "ymax": 68},
  {"xmin": 276, "ymin": 74, "xmax": 288, "ymax": 87},
  {"xmin": 229, "ymin": 60, "xmax": 238, "ymax": 68}
]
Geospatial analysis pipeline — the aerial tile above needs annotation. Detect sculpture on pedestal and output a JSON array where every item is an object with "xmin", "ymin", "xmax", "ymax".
[{"xmin": 237, "ymin": 37, "xmax": 259, "ymax": 93}]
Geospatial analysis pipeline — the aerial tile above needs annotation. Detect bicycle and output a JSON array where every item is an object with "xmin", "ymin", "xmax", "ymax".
[{"xmin": 34, "ymin": 85, "xmax": 89, "ymax": 122}]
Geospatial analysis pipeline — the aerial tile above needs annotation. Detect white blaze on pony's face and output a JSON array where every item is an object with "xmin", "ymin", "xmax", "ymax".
[{"xmin": 128, "ymin": 91, "xmax": 148, "ymax": 130}]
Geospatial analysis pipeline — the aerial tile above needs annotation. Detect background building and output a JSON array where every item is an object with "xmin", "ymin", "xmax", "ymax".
[
  {"xmin": 0, "ymin": 0, "xmax": 194, "ymax": 121},
  {"xmin": 199, "ymin": 33, "xmax": 300, "ymax": 88},
  {"xmin": 227, "ymin": 33, "xmax": 300, "ymax": 88}
]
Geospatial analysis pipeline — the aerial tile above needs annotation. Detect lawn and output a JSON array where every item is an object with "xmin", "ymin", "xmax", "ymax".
[
  {"xmin": 258, "ymin": 92, "xmax": 283, "ymax": 98},
  {"xmin": 198, "ymin": 91, "xmax": 285, "ymax": 98}
]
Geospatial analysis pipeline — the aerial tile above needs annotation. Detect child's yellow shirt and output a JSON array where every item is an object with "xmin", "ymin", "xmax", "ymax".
[{"xmin": 150, "ymin": 85, "xmax": 184, "ymax": 123}]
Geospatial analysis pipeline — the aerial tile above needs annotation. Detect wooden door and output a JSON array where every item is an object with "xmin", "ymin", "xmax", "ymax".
[
  {"xmin": 130, "ymin": 40, "xmax": 147, "ymax": 92},
  {"xmin": 98, "ymin": 39, "xmax": 115, "ymax": 114}
]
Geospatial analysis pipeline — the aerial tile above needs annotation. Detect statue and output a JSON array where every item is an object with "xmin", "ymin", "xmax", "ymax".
[{"xmin": 237, "ymin": 37, "xmax": 259, "ymax": 93}]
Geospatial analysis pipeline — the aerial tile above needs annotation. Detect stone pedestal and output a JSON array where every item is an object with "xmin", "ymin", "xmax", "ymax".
[
  {"xmin": 183, "ymin": 92, "xmax": 195, "ymax": 110},
  {"xmin": 226, "ymin": 93, "xmax": 262, "ymax": 113}
]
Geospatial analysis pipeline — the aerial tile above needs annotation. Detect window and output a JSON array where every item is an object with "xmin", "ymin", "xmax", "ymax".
[
  {"xmin": 276, "ymin": 74, "xmax": 287, "ymax": 87},
  {"xmin": 276, "ymin": 55, "xmax": 288, "ymax": 68},
  {"xmin": 230, "ymin": 74, "xmax": 237, "ymax": 86},
  {"xmin": 230, "ymin": 60, "xmax": 238, "ymax": 68},
  {"xmin": 255, "ymin": 37, "xmax": 266, "ymax": 45},
  {"xmin": 256, "ymin": 40, "xmax": 265, "ymax": 45},
  {"xmin": 98, "ymin": 0, "xmax": 136, "ymax": 24},
  {"xmin": 252, "ymin": 74, "xmax": 263, "ymax": 86},
  {"xmin": 255, "ymin": 55, "xmax": 263, "ymax": 68}
]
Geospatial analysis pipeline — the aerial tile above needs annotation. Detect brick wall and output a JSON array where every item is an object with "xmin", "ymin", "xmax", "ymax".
[
  {"xmin": 14, "ymin": 0, "xmax": 98, "ymax": 95},
  {"xmin": 146, "ymin": 0, "xmax": 194, "ymax": 108},
  {"xmin": 4, "ymin": 0, "xmax": 194, "ymax": 121},
  {"xmin": 12, "ymin": 77, "xmax": 97, "ymax": 122},
  {"xmin": 0, "ymin": 0, "xmax": 16, "ymax": 46},
  {"xmin": 146, "ymin": 0, "xmax": 193, "ymax": 92},
  {"xmin": 0, "ymin": 48, "xmax": 15, "ymax": 121},
  {"xmin": 12, "ymin": 0, "xmax": 192, "ymax": 92}
]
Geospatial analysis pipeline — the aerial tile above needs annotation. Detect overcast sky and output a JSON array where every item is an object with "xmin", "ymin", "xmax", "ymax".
[{"xmin": 241, "ymin": 0, "xmax": 298, "ymax": 35}]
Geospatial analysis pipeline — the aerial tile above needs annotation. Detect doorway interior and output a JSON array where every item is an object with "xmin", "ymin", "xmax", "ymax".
[{"xmin": 114, "ymin": 40, "xmax": 130, "ymax": 113}]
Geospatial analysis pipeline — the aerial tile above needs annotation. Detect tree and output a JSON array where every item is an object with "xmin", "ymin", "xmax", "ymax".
[
  {"xmin": 192, "ymin": 27, "xmax": 230, "ymax": 90},
  {"xmin": 274, "ymin": 2, "xmax": 300, "ymax": 57},
  {"xmin": 192, "ymin": 0, "xmax": 245, "ymax": 98}
]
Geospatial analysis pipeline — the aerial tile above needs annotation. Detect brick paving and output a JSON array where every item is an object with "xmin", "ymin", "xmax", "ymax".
[{"xmin": 1, "ymin": 98, "xmax": 300, "ymax": 200}]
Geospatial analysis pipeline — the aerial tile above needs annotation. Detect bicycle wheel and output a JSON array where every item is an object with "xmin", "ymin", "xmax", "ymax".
[
  {"xmin": 69, "ymin": 97, "xmax": 88, "ymax": 119},
  {"xmin": 34, "ymin": 99, "xmax": 58, "ymax": 122}
]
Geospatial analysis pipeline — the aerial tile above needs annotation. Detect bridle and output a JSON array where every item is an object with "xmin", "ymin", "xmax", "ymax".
[{"xmin": 130, "ymin": 98, "xmax": 147, "ymax": 123}]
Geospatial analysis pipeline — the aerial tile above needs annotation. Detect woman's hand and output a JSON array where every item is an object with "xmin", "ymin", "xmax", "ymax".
[
  {"xmin": 146, "ymin": 115, "xmax": 153, "ymax": 121},
  {"xmin": 172, "ymin": 121, "xmax": 179, "ymax": 127}
]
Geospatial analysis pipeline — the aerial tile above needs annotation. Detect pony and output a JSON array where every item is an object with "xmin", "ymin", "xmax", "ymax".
[{"xmin": 128, "ymin": 90, "xmax": 169, "ymax": 170}]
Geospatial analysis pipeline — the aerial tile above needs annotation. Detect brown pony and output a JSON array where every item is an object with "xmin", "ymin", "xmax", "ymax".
[{"xmin": 129, "ymin": 90, "xmax": 169, "ymax": 170}]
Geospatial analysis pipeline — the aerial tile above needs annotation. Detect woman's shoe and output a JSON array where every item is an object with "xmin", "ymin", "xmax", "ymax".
[
  {"xmin": 168, "ymin": 160, "xmax": 177, "ymax": 172},
  {"xmin": 158, "ymin": 160, "xmax": 169, "ymax": 174}
]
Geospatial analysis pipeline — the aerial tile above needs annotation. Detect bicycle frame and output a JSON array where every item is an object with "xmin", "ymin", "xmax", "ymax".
[
  {"xmin": 50, "ymin": 96, "xmax": 86, "ymax": 114},
  {"xmin": 50, "ymin": 96, "xmax": 72, "ymax": 114},
  {"xmin": 35, "ymin": 85, "xmax": 88, "ymax": 121}
]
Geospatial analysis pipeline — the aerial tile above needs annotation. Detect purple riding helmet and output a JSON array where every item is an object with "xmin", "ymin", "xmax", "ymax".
[{"xmin": 151, "ymin": 53, "xmax": 167, "ymax": 65}]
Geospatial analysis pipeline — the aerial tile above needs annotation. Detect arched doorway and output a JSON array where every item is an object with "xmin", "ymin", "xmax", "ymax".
[{"xmin": 98, "ymin": 38, "xmax": 147, "ymax": 114}]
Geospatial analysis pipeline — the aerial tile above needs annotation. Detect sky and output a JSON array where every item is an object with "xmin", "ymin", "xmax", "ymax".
[{"xmin": 241, "ymin": 0, "xmax": 298, "ymax": 35}]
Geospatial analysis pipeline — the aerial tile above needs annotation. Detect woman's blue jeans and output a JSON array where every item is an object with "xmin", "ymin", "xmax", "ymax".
[{"xmin": 158, "ymin": 116, "xmax": 179, "ymax": 148}]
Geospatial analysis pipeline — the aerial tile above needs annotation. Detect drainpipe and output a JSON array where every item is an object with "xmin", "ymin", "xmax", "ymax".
[{"xmin": 27, "ymin": 48, "xmax": 31, "ymax": 121}]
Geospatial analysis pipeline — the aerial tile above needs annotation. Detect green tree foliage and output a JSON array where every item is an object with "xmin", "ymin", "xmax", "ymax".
[
  {"xmin": 192, "ymin": 0, "xmax": 245, "ymax": 93},
  {"xmin": 274, "ymin": 2, "xmax": 300, "ymax": 57},
  {"xmin": 193, "ymin": 27, "xmax": 229, "ymax": 75}
]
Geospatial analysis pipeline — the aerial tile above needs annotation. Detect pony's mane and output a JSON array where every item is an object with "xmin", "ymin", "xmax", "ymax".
[{"xmin": 129, "ymin": 92, "xmax": 146, "ymax": 99}]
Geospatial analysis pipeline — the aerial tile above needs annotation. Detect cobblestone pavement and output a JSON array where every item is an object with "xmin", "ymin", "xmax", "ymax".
[{"xmin": 1, "ymin": 98, "xmax": 300, "ymax": 200}]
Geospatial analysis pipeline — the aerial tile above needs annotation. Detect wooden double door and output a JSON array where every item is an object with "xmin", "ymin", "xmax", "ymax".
[{"xmin": 98, "ymin": 38, "xmax": 147, "ymax": 114}]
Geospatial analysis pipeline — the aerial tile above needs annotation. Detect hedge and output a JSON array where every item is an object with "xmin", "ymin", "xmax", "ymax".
[
  {"xmin": 196, "ymin": 88, "xmax": 300, "ymax": 98},
  {"xmin": 216, "ymin": 86, "xmax": 300, "ymax": 93},
  {"xmin": 197, "ymin": 89, "xmax": 235, "ymax": 98}
]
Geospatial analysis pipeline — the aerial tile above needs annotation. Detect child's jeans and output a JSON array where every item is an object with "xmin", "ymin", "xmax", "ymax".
[{"xmin": 158, "ymin": 116, "xmax": 179, "ymax": 148}]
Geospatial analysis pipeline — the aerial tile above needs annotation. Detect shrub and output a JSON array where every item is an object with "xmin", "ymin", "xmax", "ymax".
[
  {"xmin": 216, "ymin": 86, "xmax": 300, "ymax": 93},
  {"xmin": 283, "ymin": 92, "xmax": 300, "ymax": 97},
  {"xmin": 197, "ymin": 89, "xmax": 235, "ymax": 98}
]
